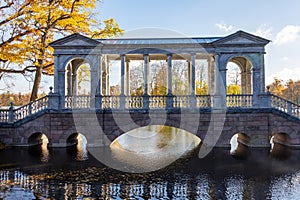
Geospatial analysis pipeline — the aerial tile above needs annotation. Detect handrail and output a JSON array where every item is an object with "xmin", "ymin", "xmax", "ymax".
[
  {"xmin": 271, "ymin": 94, "xmax": 300, "ymax": 118},
  {"xmin": 226, "ymin": 94, "xmax": 253, "ymax": 108},
  {"xmin": 1, "ymin": 94, "xmax": 300, "ymax": 124},
  {"xmin": 13, "ymin": 96, "xmax": 48, "ymax": 122}
]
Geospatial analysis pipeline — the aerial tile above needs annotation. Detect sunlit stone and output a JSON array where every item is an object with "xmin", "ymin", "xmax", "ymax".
[
  {"xmin": 108, "ymin": 125, "xmax": 201, "ymax": 172},
  {"xmin": 40, "ymin": 134, "xmax": 49, "ymax": 162},
  {"xmin": 230, "ymin": 133, "xmax": 250, "ymax": 159},
  {"xmin": 270, "ymin": 133, "xmax": 291, "ymax": 160}
]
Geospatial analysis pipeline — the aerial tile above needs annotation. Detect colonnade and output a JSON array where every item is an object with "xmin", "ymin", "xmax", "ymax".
[{"xmin": 53, "ymin": 52, "xmax": 265, "ymax": 109}]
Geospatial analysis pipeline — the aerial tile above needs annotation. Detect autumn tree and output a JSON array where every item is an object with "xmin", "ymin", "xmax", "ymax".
[
  {"xmin": 0, "ymin": 0, "xmax": 122, "ymax": 101},
  {"xmin": 269, "ymin": 77, "xmax": 284, "ymax": 96}
]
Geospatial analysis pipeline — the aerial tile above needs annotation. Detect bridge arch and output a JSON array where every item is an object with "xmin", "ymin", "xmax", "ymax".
[
  {"xmin": 66, "ymin": 132, "xmax": 88, "ymax": 161},
  {"xmin": 230, "ymin": 132, "xmax": 251, "ymax": 159},
  {"xmin": 28, "ymin": 132, "xmax": 49, "ymax": 145},
  {"xmin": 66, "ymin": 133, "xmax": 88, "ymax": 146}
]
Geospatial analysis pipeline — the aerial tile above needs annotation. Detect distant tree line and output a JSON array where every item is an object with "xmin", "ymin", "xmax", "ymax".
[
  {"xmin": 0, "ymin": 92, "xmax": 45, "ymax": 107},
  {"xmin": 269, "ymin": 78, "xmax": 300, "ymax": 104}
]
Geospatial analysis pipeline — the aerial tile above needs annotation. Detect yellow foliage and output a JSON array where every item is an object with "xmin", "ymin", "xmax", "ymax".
[
  {"xmin": 0, "ymin": 0, "xmax": 123, "ymax": 100},
  {"xmin": 226, "ymin": 84, "xmax": 241, "ymax": 95}
]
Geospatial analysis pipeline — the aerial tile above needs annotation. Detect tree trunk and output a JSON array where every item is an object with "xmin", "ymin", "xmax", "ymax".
[{"xmin": 30, "ymin": 65, "xmax": 42, "ymax": 101}]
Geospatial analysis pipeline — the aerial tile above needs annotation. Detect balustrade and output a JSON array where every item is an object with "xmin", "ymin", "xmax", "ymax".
[
  {"xmin": 65, "ymin": 96, "xmax": 90, "ymax": 109},
  {"xmin": 127, "ymin": 96, "xmax": 143, "ymax": 109},
  {"xmin": 196, "ymin": 95, "xmax": 211, "ymax": 108},
  {"xmin": 226, "ymin": 95, "xmax": 253, "ymax": 108},
  {"xmin": 102, "ymin": 96, "xmax": 120, "ymax": 109},
  {"xmin": 173, "ymin": 96, "xmax": 190, "ymax": 108},
  {"xmin": 149, "ymin": 96, "xmax": 166, "ymax": 109},
  {"xmin": 2, "ymin": 93, "xmax": 300, "ymax": 124},
  {"xmin": 0, "ymin": 110, "xmax": 10, "ymax": 122}
]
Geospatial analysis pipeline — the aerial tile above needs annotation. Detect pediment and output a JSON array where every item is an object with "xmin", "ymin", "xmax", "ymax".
[
  {"xmin": 50, "ymin": 33, "xmax": 101, "ymax": 48},
  {"xmin": 213, "ymin": 30, "xmax": 270, "ymax": 46}
]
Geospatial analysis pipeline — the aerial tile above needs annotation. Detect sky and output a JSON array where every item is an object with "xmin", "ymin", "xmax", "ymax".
[
  {"xmin": 2, "ymin": 0, "xmax": 300, "ymax": 93},
  {"xmin": 97, "ymin": 0, "xmax": 300, "ymax": 84}
]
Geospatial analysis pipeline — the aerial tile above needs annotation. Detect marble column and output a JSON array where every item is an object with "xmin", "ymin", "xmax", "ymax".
[
  {"xmin": 190, "ymin": 54, "xmax": 196, "ymax": 108},
  {"xmin": 166, "ymin": 54, "xmax": 173, "ymax": 109},
  {"xmin": 66, "ymin": 64, "xmax": 72, "ymax": 95},
  {"xmin": 167, "ymin": 54, "xmax": 173, "ymax": 95},
  {"xmin": 120, "ymin": 54, "xmax": 126, "ymax": 109},
  {"xmin": 143, "ymin": 54, "xmax": 150, "ymax": 109},
  {"xmin": 126, "ymin": 60, "xmax": 130, "ymax": 95},
  {"xmin": 120, "ymin": 54, "xmax": 125, "ymax": 96},
  {"xmin": 144, "ymin": 54, "xmax": 149, "ymax": 95},
  {"xmin": 187, "ymin": 60, "xmax": 191, "ymax": 94},
  {"xmin": 208, "ymin": 56, "xmax": 215, "ymax": 95}
]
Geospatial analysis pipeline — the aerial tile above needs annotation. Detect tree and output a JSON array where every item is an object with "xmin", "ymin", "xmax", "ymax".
[
  {"xmin": 269, "ymin": 78, "xmax": 284, "ymax": 96},
  {"xmin": 0, "ymin": 0, "xmax": 123, "ymax": 101},
  {"xmin": 227, "ymin": 84, "xmax": 241, "ymax": 95}
]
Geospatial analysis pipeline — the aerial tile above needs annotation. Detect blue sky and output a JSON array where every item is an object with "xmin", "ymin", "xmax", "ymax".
[
  {"xmin": 3, "ymin": 0, "xmax": 300, "ymax": 93},
  {"xmin": 98, "ymin": 0, "xmax": 300, "ymax": 84}
]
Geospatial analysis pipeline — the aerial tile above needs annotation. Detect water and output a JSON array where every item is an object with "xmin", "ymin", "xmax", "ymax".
[
  {"xmin": 108, "ymin": 125, "xmax": 201, "ymax": 172},
  {"xmin": 0, "ymin": 126, "xmax": 300, "ymax": 199},
  {"xmin": 1, "ymin": 146, "xmax": 300, "ymax": 199}
]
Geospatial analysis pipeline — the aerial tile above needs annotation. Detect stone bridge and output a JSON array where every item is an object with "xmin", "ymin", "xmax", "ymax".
[
  {"xmin": 1, "ymin": 30, "xmax": 300, "ymax": 148},
  {"xmin": 0, "ymin": 93, "xmax": 300, "ymax": 148}
]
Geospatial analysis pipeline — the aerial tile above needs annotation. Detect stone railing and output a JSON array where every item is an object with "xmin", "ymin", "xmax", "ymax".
[
  {"xmin": 270, "ymin": 94, "xmax": 300, "ymax": 118},
  {"xmin": 2, "ymin": 92, "xmax": 300, "ymax": 123},
  {"xmin": 127, "ymin": 96, "xmax": 143, "ymax": 109},
  {"xmin": 196, "ymin": 95, "xmax": 212, "ymax": 108},
  {"xmin": 102, "ymin": 96, "xmax": 120, "ymax": 109},
  {"xmin": 149, "ymin": 96, "xmax": 166, "ymax": 109},
  {"xmin": 0, "ymin": 109, "xmax": 10, "ymax": 123},
  {"xmin": 14, "ymin": 96, "xmax": 48, "ymax": 121},
  {"xmin": 173, "ymin": 95, "xmax": 190, "ymax": 108},
  {"xmin": 65, "ymin": 95, "xmax": 90, "ymax": 109},
  {"xmin": 226, "ymin": 94, "xmax": 253, "ymax": 108},
  {"xmin": 0, "ymin": 96, "xmax": 48, "ymax": 123}
]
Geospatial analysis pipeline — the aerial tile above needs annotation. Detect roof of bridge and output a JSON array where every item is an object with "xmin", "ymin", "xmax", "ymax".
[
  {"xmin": 97, "ymin": 37, "xmax": 221, "ymax": 45},
  {"xmin": 50, "ymin": 30, "xmax": 270, "ymax": 48}
]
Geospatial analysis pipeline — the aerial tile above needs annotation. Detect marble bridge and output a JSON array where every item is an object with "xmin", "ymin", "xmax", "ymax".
[{"xmin": 0, "ymin": 30, "xmax": 300, "ymax": 148}]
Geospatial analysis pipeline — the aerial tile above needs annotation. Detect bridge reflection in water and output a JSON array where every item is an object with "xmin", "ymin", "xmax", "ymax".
[
  {"xmin": 109, "ymin": 125, "xmax": 201, "ymax": 172},
  {"xmin": 1, "ymin": 147, "xmax": 300, "ymax": 199}
]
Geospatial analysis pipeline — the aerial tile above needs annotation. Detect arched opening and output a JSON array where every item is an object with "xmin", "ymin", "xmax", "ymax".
[
  {"xmin": 66, "ymin": 133, "xmax": 88, "ymax": 161},
  {"xmin": 270, "ymin": 132, "xmax": 291, "ymax": 160},
  {"xmin": 28, "ymin": 132, "xmax": 49, "ymax": 162},
  {"xmin": 65, "ymin": 58, "xmax": 91, "ymax": 96},
  {"xmin": 109, "ymin": 125, "xmax": 201, "ymax": 172},
  {"xmin": 230, "ymin": 132, "xmax": 251, "ymax": 159},
  {"xmin": 226, "ymin": 57, "xmax": 253, "ymax": 95}
]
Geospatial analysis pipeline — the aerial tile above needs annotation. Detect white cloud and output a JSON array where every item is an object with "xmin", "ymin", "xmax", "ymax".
[
  {"xmin": 281, "ymin": 56, "xmax": 289, "ymax": 61},
  {"xmin": 266, "ymin": 67, "xmax": 300, "ymax": 85},
  {"xmin": 215, "ymin": 22, "xmax": 233, "ymax": 32},
  {"xmin": 274, "ymin": 25, "xmax": 300, "ymax": 46},
  {"xmin": 254, "ymin": 24, "xmax": 273, "ymax": 39}
]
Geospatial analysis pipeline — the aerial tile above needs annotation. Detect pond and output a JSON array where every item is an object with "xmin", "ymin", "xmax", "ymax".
[{"xmin": 1, "ymin": 126, "xmax": 300, "ymax": 199}]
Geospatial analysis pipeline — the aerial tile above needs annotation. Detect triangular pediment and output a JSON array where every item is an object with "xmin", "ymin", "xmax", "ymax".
[
  {"xmin": 50, "ymin": 33, "xmax": 101, "ymax": 48},
  {"xmin": 213, "ymin": 30, "xmax": 270, "ymax": 46}
]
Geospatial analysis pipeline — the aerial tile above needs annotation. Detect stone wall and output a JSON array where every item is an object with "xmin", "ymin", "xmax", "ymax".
[{"xmin": 0, "ymin": 108, "xmax": 299, "ymax": 147}]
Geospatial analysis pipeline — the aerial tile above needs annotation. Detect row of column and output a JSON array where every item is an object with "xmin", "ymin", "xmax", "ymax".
[
  {"xmin": 54, "ymin": 53, "xmax": 265, "ymax": 109},
  {"xmin": 118, "ymin": 54, "xmax": 215, "ymax": 97}
]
